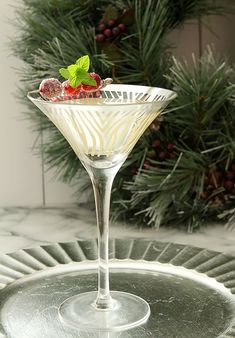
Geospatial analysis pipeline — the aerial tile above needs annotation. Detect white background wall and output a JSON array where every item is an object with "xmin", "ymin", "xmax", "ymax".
[
  {"xmin": 0, "ymin": 1, "xmax": 234, "ymax": 207},
  {"xmin": 0, "ymin": 0, "xmax": 76, "ymax": 206}
]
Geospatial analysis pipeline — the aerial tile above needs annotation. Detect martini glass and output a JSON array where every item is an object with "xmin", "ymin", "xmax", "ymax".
[{"xmin": 28, "ymin": 84, "xmax": 176, "ymax": 332}]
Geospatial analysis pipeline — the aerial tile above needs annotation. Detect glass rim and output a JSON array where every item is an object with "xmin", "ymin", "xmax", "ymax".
[{"xmin": 27, "ymin": 84, "xmax": 177, "ymax": 107}]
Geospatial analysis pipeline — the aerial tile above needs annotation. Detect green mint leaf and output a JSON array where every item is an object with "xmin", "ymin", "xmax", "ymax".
[
  {"xmin": 76, "ymin": 68, "xmax": 96, "ymax": 86},
  {"xmin": 82, "ymin": 76, "xmax": 96, "ymax": 86},
  {"xmin": 67, "ymin": 64, "xmax": 79, "ymax": 76},
  {"xmin": 69, "ymin": 76, "xmax": 82, "ymax": 88},
  {"xmin": 69, "ymin": 68, "xmax": 89, "ymax": 88},
  {"xmin": 59, "ymin": 67, "xmax": 70, "ymax": 79},
  {"xmin": 68, "ymin": 66, "xmax": 96, "ymax": 88},
  {"xmin": 75, "ymin": 67, "xmax": 89, "ymax": 79},
  {"xmin": 76, "ymin": 55, "xmax": 90, "ymax": 72}
]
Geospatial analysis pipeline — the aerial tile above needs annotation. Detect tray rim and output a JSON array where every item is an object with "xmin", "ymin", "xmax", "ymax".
[{"xmin": 0, "ymin": 238, "xmax": 235, "ymax": 338}]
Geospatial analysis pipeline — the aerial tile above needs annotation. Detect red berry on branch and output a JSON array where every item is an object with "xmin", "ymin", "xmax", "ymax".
[
  {"xmin": 226, "ymin": 171, "xmax": 234, "ymax": 180},
  {"xmin": 131, "ymin": 166, "xmax": 138, "ymax": 176},
  {"xmin": 143, "ymin": 160, "xmax": 150, "ymax": 170},
  {"xmin": 96, "ymin": 34, "xmax": 106, "ymax": 42},
  {"xmin": 98, "ymin": 23, "xmax": 106, "ymax": 32},
  {"xmin": 104, "ymin": 28, "xmax": 112, "ymax": 37},
  {"xmin": 82, "ymin": 73, "xmax": 101, "ymax": 92},
  {"xmin": 108, "ymin": 19, "xmax": 116, "ymax": 27},
  {"xmin": 112, "ymin": 27, "xmax": 120, "ymax": 36},
  {"xmin": 224, "ymin": 180, "xmax": 234, "ymax": 191},
  {"xmin": 118, "ymin": 23, "xmax": 126, "ymax": 31},
  {"xmin": 159, "ymin": 151, "xmax": 167, "ymax": 160},
  {"xmin": 167, "ymin": 143, "xmax": 174, "ymax": 152},
  {"xmin": 152, "ymin": 139, "xmax": 161, "ymax": 148}
]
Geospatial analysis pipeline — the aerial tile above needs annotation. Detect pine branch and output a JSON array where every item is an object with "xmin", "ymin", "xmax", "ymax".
[
  {"xmin": 10, "ymin": 0, "xmax": 234, "ymax": 230},
  {"xmin": 113, "ymin": 48, "xmax": 235, "ymax": 230}
]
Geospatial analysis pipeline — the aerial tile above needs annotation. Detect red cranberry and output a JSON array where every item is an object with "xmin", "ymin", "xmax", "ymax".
[
  {"xmin": 118, "ymin": 23, "xmax": 126, "ymax": 31},
  {"xmin": 96, "ymin": 34, "xmax": 105, "ymax": 42},
  {"xmin": 167, "ymin": 143, "xmax": 174, "ymax": 152},
  {"xmin": 104, "ymin": 29, "xmax": 112, "ymax": 37},
  {"xmin": 112, "ymin": 27, "xmax": 120, "ymax": 35},
  {"xmin": 108, "ymin": 19, "xmax": 116, "ymax": 27},
  {"xmin": 152, "ymin": 139, "xmax": 161, "ymax": 148},
  {"xmin": 39, "ymin": 78, "xmax": 62, "ymax": 99},
  {"xmin": 224, "ymin": 180, "xmax": 234, "ymax": 191},
  {"xmin": 82, "ymin": 73, "xmax": 101, "ymax": 92},
  {"xmin": 62, "ymin": 80, "xmax": 81, "ymax": 95},
  {"xmin": 98, "ymin": 23, "xmax": 106, "ymax": 32}
]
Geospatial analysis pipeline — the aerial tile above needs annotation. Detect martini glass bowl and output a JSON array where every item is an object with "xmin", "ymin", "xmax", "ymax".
[{"xmin": 28, "ymin": 84, "xmax": 176, "ymax": 332}]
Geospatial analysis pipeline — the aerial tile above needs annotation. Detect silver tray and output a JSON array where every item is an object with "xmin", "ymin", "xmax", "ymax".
[{"xmin": 0, "ymin": 239, "xmax": 235, "ymax": 338}]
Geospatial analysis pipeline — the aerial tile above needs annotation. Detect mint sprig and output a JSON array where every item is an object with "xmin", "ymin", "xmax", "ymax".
[
  {"xmin": 59, "ymin": 55, "xmax": 96, "ymax": 88},
  {"xmin": 76, "ymin": 55, "xmax": 90, "ymax": 71}
]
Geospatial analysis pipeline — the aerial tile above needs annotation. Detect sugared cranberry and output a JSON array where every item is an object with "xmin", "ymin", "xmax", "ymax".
[
  {"xmin": 152, "ymin": 139, "xmax": 161, "ymax": 148},
  {"xmin": 108, "ymin": 19, "xmax": 116, "ymax": 27},
  {"xmin": 82, "ymin": 73, "xmax": 101, "ymax": 92},
  {"xmin": 167, "ymin": 143, "xmax": 174, "ymax": 152},
  {"xmin": 118, "ymin": 23, "xmax": 126, "ymax": 31},
  {"xmin": 39, "ymin": 78, "xmax": 62, "ymax": 99},
  {"xmin": 112, "ymin": 27, "xmax": 120, "ymax": 36},
  {"xmin": 98, "ymin": 23, "xmax": 106, "ymax": 32},
  {"xmin": 96, "ymin": 34, "xmax": 106, "ymax": 42},
  {"xmin": 224, "ymin": 180, "xmax": 234, "ymax": 191},
  {"xmin": 62, "ymin": 80, "xmax": 81, "ymax": 95},
  {"xmin": 104, "ymin": 29, "xmax": 112, "ymax": 37}
]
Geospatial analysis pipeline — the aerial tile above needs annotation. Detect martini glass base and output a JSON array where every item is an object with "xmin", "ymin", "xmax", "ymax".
[{"xmin": 59, "ymin": 291, "xmax": 150, "ymax": 332}]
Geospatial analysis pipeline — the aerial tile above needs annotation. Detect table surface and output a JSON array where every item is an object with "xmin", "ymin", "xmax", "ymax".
[{"xmin": 0, "ymin": 205, "xmax": 235, "ymax": 256}]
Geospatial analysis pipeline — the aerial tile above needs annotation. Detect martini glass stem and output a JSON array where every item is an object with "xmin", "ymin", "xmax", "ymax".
[
  {"xmin": 92, "ymin": 173, "xmax": 113, "ymax": 309},
  {"xmin": 85, "ymin": 162, "xmax": 123, "ymax": 310}
]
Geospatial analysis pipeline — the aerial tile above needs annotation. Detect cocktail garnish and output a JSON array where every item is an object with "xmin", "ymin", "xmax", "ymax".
[{"xmin": 38, "ymin": 55, "xmax": 112, "ymax": 100}]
